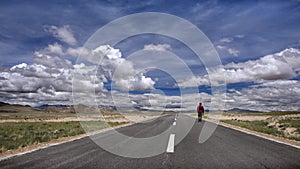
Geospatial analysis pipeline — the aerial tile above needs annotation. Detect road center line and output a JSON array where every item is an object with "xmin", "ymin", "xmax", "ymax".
[
  {"xmin": 166, "ymin": 134, "xmax": 175, "ymax": 153},
  {"xmin": 173, "ymin": 121, "xmax": 176, "ymax": 126}
]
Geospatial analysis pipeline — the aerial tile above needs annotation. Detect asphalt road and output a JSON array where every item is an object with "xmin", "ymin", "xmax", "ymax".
[{"xmin": 1, "ymin": 114, "xmax": 300, "ymax": 169}]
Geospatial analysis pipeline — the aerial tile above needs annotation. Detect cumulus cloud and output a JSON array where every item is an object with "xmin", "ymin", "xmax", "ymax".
[
  {"xmin": 179, "ymin": 76, "xmax": 210, "ymax": 87},
  {"xmin": 131, "ymin": 75, "xmax": 155, "ymax": 91},
  {"xmin": 226, "ymin": 80, "xmax": 300, "ymax": 111},
  {"xmin": 1, "ymin": 22, "xmax": 157, "ymax": 106},
  {"xmin": 165, "ymin": 48, "xmax": 300, "ymax": 111},
  {"xmin": 10, "ymin": 63, "xmax": 51, "ymax": 78},
  {"xmin": 44, "ymin": 25, "xmax": 77, "ymax": 46},
  {"xmin": 39, "ymin": 43, "xmax": 65, "ymax": 56},
  {"xmin": 0, "ymin": 48, "xmax": 104, "ymax": 106},
  {"xmin": 2, "ymin": 38, "xmax": 300, "ymax": 112},
  {"xmin": 66, "ymin": 47, "xmax": 91, "ymax": 57},
  {"xmin": 143, "ymin": 44, "xmax": 172, "ymax": 51},
  {"xmin": 90, "ymin": 45, "xmax": 156, "ymax": 91},
  {"xmin": 0, "ymin": 43, "xmax": 158, "ymax": 105},
  {"xmin": 223, "ymin": 48, "xmax": 300, "ymax": 81},
  {"xmin": 277, "ymin": 48, "xmax": 300, "ymax": 72},
  {"xmin": 181, "ymin": 48, "xmax": 300, "ymax": 87},
  {"xmin": 0, "ymin": 54, "xmax": 75, "ymax": 92},
  {"xmin": 34, "ymin": 52, "xmax": 73, "ymax": 69}
]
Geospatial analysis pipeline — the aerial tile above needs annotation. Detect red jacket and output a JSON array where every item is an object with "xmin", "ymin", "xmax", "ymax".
[{"xmin": 197, "ymin": 105, "xmax": 204, "ymax": 113}]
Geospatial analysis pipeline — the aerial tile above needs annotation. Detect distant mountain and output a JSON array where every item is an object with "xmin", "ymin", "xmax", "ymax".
[
  {"xmin": 0, "ymin": 101, "xmax": 41, "ymax": 113},
  {"xmin": 38, "ymin": 104, "xmax": 71, "ymax": 109},
  {"xmin": 0, "ymin": 102, "xmax": 10, "ymax": 106},
  {"xmin": 225, "ymin": 108, "xmax": 261, "ymax": 113},
  {"xmin": 0, "ymin": 102, "xmax": 77, "ymax": 114},
  {"xmin": 132, "ymin": 105, "xmax": 148, "ymax": 111},
  {"xmin": 98, "ymin": 105, "xmax": 117, "ymax": 111},
  {"xmin": 165, "ymin": 104, "xmax": 181, "ymax": 109}
]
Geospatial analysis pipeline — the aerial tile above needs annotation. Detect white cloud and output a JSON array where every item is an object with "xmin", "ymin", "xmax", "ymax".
[
  {"xmin": 10, "ymin": 63, "xmax": 51, "ymax": 78},
  {"xmin": 225, "ymin": 80, "xmax": 300, "ymax": 111},
  {"xmin": 179, "ymin": 76, "xmax": 210, "ymax": 87},
  {"xmin": 219, "ymin": 37, "xmax": 233, "ymax": 43},
  {"xmin": 224, "ymin": 48, "xmax": 300, "ymax": 81},
  {"xmin": 91, "ymin": 45, "xmax": 155, "ymax": 91},
  {"xmin": 34, "ymin": 52, "xmax": 73, "ymax": 69},
  {"xmin": 0, "ymin": 50, "xmax": 105, "ymax": 106},
  {"xmin": 40, "ymin": 43, "xmax": 65, "ymax": 56},
  {"xmin": 220, "ymin": 35, "xmax": 244, "ymax": 43},
  {"xmin": 106, "ymin": 91, "xmax": 212, "ymax": 112},
  {"xmin": 0, "ymin": 55, "xmax": 75, "ymax": 93},
  {"xmin": 143, "ymin": 44, "xmax": 172, "ymax": 51},
  {"xmin": 45, "ymin": 25, "xmax": 77, "ymax": 46},
  {"xmin": 216, "ymin": 45, "xmax": 226, "ymax": 50},
  {"xmin": 181, "ymin": 48, "xmax": 300, "ymax": 87},
  {"xmin": 277, "ymin": 48, "xmax": 300, "ymax": 72},
  {"xmin": 235, "ymin": 34, "xmax": 245, "ymax": 38},
  {"xmin": 66, "ymin": 47, "xmax": 90, "ymax": 57},
  {"xmin": 10, "ymin": 63, "xmax": 27, "ymax": 70},
  {"xmin": 128, "ymin": 73, "xmax": 155, "ymax": 91},
  {"xmin": 218, "ymin": 36, "xmax": 243, "ymax": 56},
  {"xmin": 0, "ymin": 44, "xmax": 155, "ymax": 106},
  {"xmin": 216, "ymin": 45, "xmax": 240, "ymax": 56},
  {"xmin": 37, "ymin": 43, "xmax": 91, "ymax": 58},
  {"xmin": 228, "ymin": 48, "xmax": 240, "ymax": 56},
  {"xmin": 171, "ymin": 48, "xmax": 300, "ymax": 111},
  {"xmin": 2, "ymin": 43, "xmax": 300, "ymax": 112},
  {"xmin": 255, "ymin": 79, "xmax": 298, "ymax": 87}
]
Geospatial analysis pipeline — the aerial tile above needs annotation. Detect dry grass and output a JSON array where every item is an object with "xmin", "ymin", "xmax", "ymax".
[{"xmin": 0, "ymin": 121, "xmax": 127, "ymax": 153}]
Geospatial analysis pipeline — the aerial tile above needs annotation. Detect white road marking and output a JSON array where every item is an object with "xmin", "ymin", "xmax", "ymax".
[
  {"xmin": 166, "ymin": 134, "xmax": 175, "ymax": 153},
  {"xmin": 173, "ymin": 121, "xmax": 176, "ymax": 126}
]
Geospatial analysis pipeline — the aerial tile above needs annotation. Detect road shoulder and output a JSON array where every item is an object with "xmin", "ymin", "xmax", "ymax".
[
  {"xmin": 188, "ymin": 113, "xmax": 300, "ymax": 149},
  {"xmin": 218, "ymin": 121, "xmax": 300, "ymax": 149}
]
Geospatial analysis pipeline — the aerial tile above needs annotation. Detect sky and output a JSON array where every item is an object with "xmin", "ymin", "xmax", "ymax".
[{"xmin": 0, "ymin": 0, "xmax": 300, "ymax": 112}]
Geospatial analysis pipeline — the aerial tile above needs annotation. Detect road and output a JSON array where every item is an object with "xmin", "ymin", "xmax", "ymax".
[{"xmin": 1, "ymin": 114, "xmax": 300, "ymax": 169}]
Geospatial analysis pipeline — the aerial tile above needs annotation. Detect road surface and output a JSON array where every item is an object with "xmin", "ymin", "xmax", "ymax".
[{"xmin": 1, "ymin": 114, "xmax": 299, "ymax": 169}]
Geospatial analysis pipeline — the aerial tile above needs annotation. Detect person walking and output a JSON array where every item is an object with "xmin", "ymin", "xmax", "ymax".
[{"xmin": 197, "ymin": 102, "xmax": 204, "ymax": 122}]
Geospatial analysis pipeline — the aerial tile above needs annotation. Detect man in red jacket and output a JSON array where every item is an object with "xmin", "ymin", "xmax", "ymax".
[{"xmin": 197, "ymin": 102, "xmax": 204, "ymax": 122}]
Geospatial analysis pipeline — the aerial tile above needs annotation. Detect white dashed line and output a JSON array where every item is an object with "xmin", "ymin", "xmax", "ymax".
[
  {"xmin": 166, "ymin": 134, "xmax": 175, "ymax": 153},
  {"xmin": 173, "ymin": 121, "xmax": 176, "ymax": 126}
]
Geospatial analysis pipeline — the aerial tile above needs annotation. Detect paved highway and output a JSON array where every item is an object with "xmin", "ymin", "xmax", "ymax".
[{"xmin": 1, "ymin": 114, "xmax": 299, "ymax": 169}]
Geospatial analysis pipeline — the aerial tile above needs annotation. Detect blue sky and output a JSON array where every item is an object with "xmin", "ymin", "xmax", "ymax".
[
  {"xmin": 0, "ymin": 0, "xmax": 300, "ymax": 111},
  {"xmin": 1, "ymin": 0, "xmax": 300, "ymax": 65}
]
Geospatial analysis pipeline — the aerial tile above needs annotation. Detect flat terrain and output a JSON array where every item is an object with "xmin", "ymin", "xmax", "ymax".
[{"xmin": 1, "ymin": 114, "xmax": 299, "ymax": 169}]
